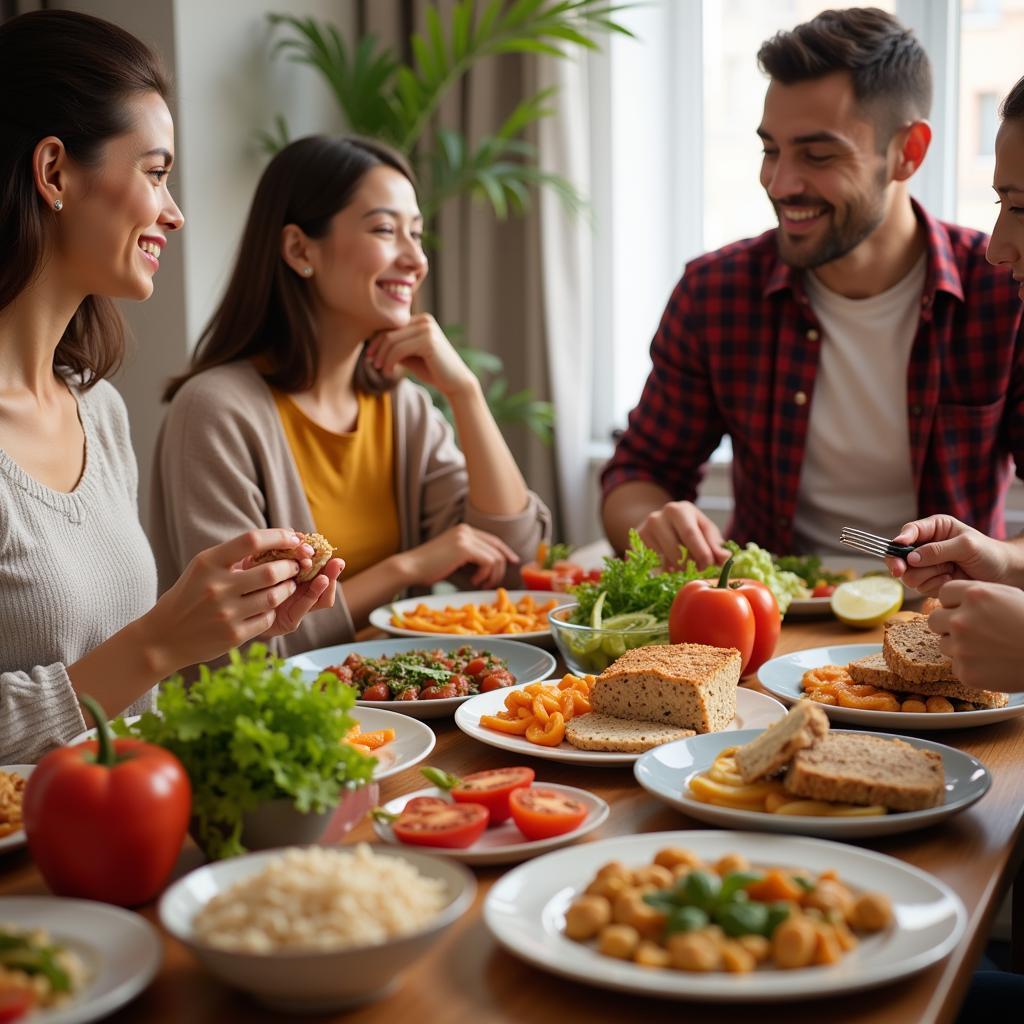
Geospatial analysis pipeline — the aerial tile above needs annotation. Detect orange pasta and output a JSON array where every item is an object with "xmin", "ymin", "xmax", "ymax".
[
  {"xmin": 391, "ymin": 588, "xmax": 559, "ymax": 636},
  {"xmin": 480, "ymin": 674, "xmax": 596, "ymax": 747}
]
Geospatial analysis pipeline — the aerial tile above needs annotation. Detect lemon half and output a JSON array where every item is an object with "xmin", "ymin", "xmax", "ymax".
[{"xmin": 830, "ymin": 576, "xmax": 904, "ymax": 628}]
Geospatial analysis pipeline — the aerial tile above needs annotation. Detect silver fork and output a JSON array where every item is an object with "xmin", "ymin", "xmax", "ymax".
[{"xmin": 839, "ymin": 526, "xmax": 917, "ymax": 560}]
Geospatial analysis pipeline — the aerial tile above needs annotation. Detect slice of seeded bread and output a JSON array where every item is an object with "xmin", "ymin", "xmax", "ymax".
[
  {"xmin": 784, "ymin": 732, "xmax": 944, "ymax": 811},
  {"xmin": 564, "ymin": 713, "xmax": 696, "ymax": 753},
  {"xmin": 590, "ymin": 644, "xmax": 740, "ymax": 734},
  {"xmin": 733, "ymin": 701, "xmax": 830, "ymax": 783},
  {"xmin": 848, "ymin": 653, "xmax": 1008, "ymax": 709},
  {"xmin": 882, "ymin": 615, "xmax": 954, "ymax": 684},
  {"xmin": 252, "ymin": 530, "xmax": 334, "ymax": 582}
]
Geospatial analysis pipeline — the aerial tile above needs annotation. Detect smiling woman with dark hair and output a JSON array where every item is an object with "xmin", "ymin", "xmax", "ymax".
[
  {"xmin": 149, "ymin": 134, "xmax": 551, "ymax": 657},
  {"xmin": 0, "ymin": 10, "xmax": 342, "ymax": 763}
]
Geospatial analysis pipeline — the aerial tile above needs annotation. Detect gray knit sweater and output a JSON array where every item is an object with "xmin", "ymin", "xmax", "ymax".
[{"xmin": 0, "ymin": 379, "xmax": 157, "ymax": 763}]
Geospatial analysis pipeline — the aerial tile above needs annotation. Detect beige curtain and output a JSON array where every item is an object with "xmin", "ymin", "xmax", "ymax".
[{"xmin": 358, "ymin": 0, "xmax": 562, "ymax": 536}]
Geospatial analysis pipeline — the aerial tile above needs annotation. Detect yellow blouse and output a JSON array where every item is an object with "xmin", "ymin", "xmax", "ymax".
[{"xmin": 272, "ymin": 389, "xmax": 401, "ymax": 578}]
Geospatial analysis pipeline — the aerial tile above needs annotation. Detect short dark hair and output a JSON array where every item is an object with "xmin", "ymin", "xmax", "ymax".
[
  {"xmin": 164, "ymin": 135, "xmax": 417, "ymax": 402},
  {"xmin": 0, "ymin": 10, "xmax": 169, "ymax": 387},
  {"xmin": 757, "ymin": 7, "xmax": 932, "ymax": 146},
  {"xmin": 1001, "ymin": 75, "xmax": 1024, "ymax": 123}
]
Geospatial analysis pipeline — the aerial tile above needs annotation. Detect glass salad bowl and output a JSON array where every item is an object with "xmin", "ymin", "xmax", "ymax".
[{"xmin": 547, "ymin": 604, "xmax": 669, "ymax": 675}]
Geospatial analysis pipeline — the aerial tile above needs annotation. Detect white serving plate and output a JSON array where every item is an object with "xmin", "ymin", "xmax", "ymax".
[
  {"xmin": 372, "ymin": 782, "xmax": 609, "ymax": 865},
  {"xmin": 783, "ymin": 555, "xmax": 922, "ymax": 619},
  {"xmin": 284, "ymin": 636, "xmax": 556, "ymax": 720},
  {"xmin": 0, "ymin": 764, "xmax": 33, "ymax": 854},
  {"xmin": 758, "ymin": 643, "xmax": 1024, "ymax": 730},
  {"xmin": 346, "ymin": 707, "xmax": 435, "ymax": 781},
  {"xmin": 454, "ymin": 683, "xmax": 787, "ymax": 766},
  {"xmin": 74, "ymin": 709, "xmax": 430, "ymax": 784},
  {"xmin": 634, "ymin": 728, "xmax": 991, "ymax": 838},
  {"xmin": 0, "ymin": 896, "xmax": 161, "ymax": 1023},
  {"xmin": 369, "ymin": 589, "xmax": 570, "ymax": 644},
  {"xmin": 484, "ymin": 830, "xmax": 965, "ymax": 1002}
]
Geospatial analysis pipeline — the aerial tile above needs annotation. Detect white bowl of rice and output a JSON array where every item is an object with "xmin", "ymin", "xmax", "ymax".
[{"xmin": 158, "ymin": 843, "xmax": 475, "ymax": 1012}]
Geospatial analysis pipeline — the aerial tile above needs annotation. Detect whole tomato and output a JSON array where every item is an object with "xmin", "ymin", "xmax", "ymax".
[
  {"xmin": 23, "ymin": 695, "xmax": 190, "ymax": 907},
  {"xmin": 669, "ymin": 557, "xmax": 755, "ymax": 671}
]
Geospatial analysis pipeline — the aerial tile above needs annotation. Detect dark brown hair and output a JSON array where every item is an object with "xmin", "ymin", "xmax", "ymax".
[
  {"xmin": 0, "ymin": 10, "xmax": 169, "ymax": 387},
  {"xmin": 757, "ymin": 7, "xmax": 932, "ymax": 148},
  {"xmin": 164, "ymin": 135, "xmax": 416, "ymax": 402},
  {"xmin": 1001, "ymin": 75, "xmax": 1024, "ymax": 123}
]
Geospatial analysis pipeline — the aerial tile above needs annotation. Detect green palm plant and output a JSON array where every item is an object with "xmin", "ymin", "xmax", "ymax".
[{"xmin": 260, "ymin": 0, "xmax": 633, "ymax": 442}]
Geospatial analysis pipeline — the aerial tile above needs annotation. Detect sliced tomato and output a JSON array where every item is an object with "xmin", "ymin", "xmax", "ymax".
[
  {"xmin": 812, "ymin": 582, "xmax": 836, "ymax": 598},
  {"xmin": 392, "ymin": 798, "xmax": 488, "ymax": 849},
  {"xmin": 449, "ymin": 767, "xmax": 535, "ymax": 824},
  {"xmin": 361, "ymin": 682, "xmax": 390, "ymax": 701},
  {"xmin": 0, "ymin": 990, "xmax": 37, "ymax": 1023},
  {"xmin": 509, "ymin": 787, "xmax": 588, "ymax": 840}
]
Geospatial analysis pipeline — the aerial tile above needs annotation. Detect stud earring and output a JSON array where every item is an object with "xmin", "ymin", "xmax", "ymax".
[
  {"xmin": 302, "ymin": 266, "xmax": 313, "ymax": 277},
  {"xmin": 53, "ymin": 199, "xmax": 63, "ymax": 211}
]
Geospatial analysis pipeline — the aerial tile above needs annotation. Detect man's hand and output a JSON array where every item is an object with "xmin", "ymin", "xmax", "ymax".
[{"xmin": 637, "ymin": 500, "xmax": 730, "ymax": 571}]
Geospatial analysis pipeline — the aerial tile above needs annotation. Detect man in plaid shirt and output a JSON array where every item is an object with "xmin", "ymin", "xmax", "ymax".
[{"xmin": 602, "ymin": 8, "xmax": 1024, "ymax": 569}]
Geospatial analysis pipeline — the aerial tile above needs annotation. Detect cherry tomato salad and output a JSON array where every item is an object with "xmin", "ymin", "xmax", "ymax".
[
  {"xmin": 321, "ymin": 646, "xmax": 516, "ymax": 702},
  {"xmin": 376, "ymin": 766, "xmax": 589, "ymax": 848}
]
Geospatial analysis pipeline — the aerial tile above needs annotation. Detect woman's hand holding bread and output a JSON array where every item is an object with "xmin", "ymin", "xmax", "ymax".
[{"xmin": 140, "ymin": 529, "xmax": 342, "ymax": 673}]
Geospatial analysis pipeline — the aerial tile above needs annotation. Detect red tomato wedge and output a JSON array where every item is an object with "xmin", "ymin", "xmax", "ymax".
[
  {"xmin": 391, "ymin": 797, "xmax": 488, "ymax": 849},
  {"xmin": 449, "ymin": 767, "xmax": 535, "ymax": 825},
  {"xmin": 509, "ymin": 787, "xmax": 588, "ymax": 841},
  {"xmin": 0, "ymin": 989, "xmax": 37, "ymax": 1024}
]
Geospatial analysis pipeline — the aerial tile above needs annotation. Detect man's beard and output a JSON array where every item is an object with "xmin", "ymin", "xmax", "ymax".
[{"xmin": 772, "ymin": 177, "xmax": 887, "ymax": 270}]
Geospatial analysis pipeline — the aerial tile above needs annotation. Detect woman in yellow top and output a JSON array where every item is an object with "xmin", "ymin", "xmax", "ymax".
[{"xmin": 151, "ymin": 135, "xmax": 550, "ymax": 656}]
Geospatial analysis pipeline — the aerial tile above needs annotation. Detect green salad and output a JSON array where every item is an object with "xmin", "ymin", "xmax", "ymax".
[
  {"xmin": 556, "ymin": 533, "xmax": 803, "ymax": 673},
  {"xmin": 114, "ymin": 644, "xmax": 375, "ymax": 860}
]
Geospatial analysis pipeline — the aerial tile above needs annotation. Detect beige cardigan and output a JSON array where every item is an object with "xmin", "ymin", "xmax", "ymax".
[{"xmin": 149, "ymin": 361, "xmax": 551, "ymax": 657}]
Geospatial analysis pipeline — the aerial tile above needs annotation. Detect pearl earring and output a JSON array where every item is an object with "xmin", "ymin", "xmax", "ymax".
[
  {"xmin": 53, "ymin": 199, "xmax": 63, "ymax": 211},
  {"xmin": 302, "ymin": 266, "xmax": 313, "ymax": 277}
]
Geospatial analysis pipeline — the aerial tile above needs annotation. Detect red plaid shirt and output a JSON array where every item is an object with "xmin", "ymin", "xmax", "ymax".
[{"xmin": 602, "ymin": 201, "xmax": 1024, "ymax": 551}]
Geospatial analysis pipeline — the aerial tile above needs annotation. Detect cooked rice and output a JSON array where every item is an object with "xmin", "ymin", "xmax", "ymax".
[{"xmin": 193, "ymin": 844, "xmax": 447, "ymax": 954}]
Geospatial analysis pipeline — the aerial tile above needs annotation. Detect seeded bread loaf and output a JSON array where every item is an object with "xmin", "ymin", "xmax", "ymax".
[
  {"xmin": 590, "ymin": 644, "xmax": 740, "ymax": 734},
  {"xmin": 848, "ymin": 653, "xmax": 1007, "ymax": 709},
  {"xmin": 784, "ymin": 732, "xmax": 944, "ymax": 811},
  {"xmin": 733, "ymin": 701, "xmax": 830, "ymax": 783},
  {"xmin": 564, "ymin": 713, "xmax": 696, "ymax": 753},
  {"xmin": 882, "ymin": 615, "xmax": 954, "ymax": 683}
]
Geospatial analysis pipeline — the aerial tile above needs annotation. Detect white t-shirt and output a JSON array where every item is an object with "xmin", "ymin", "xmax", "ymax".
[{"xmin": 792, "ymin": 253, "xmax": 927, "ymax": 556}]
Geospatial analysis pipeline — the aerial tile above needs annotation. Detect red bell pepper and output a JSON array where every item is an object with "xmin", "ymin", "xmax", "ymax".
[
  {"xmin": 668, "ymin": 556, "xmax": 780, "ymax": 675},
  {"xmin": 23, "ymin": 695, "xmax": 191, "ymax": 907}
]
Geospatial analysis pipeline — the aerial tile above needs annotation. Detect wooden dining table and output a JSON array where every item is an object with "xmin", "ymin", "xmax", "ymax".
[{"xmin": 2, "ymin": 616, "xmax": 1022, "ymax": 1023}]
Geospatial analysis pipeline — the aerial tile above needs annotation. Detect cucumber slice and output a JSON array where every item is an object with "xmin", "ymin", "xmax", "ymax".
[
  {"xmin": 600, "ymin": 612, "xmax": 659, "ymax": 631},
  {"xmin": 590, "ymin": 591, "xmax": 607, "ymax": 629}
]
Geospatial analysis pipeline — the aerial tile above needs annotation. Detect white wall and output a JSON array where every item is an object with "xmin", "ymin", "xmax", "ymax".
[{"xmin": 67, "ymin": 0, "xmax": 350, "ymax": 524}]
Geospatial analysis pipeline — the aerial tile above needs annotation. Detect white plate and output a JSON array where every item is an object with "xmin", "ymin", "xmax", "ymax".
[
  {"xmin": 0, "ymin": 764, "xmax": 33, "ymax": 854},
  {"xmin": 284, "ymin": 637, "xmax": 556, "ymax": 720},
  {"xmin": 634, "ymin": 729, "xmax": 991, "ymax": 838},
  {"xmin": 0, "ymin": 896, "xmax": 161, "ymax": 1023},
  {"xmin": 369, "ymin": 590, "xmax": 570, "ymax": 644},
  {"xmin": 484, "ymin": 830, "xmax": 965, "ymax": 1002},
  {"xmin": 76, "ymin": 710, "xmax": 430, "ymax": 784},
  {"xmin": 372, "ymin": 782, "xmax": 609, "ymax": 865},
  {"xmin": 455, "ymin": 684, "xmax": 787, "ymax": 766},
  {"xmin": 758, "ymin": 644, "xmax": 1024, "ymax": 730},
  {"xmin": 347, "ymin": 707, "xmax": 435, "ymax": 781}
]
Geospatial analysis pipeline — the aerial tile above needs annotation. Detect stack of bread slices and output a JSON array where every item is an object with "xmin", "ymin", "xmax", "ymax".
[
  {"xmin": 564, "ymin": 644, "xmax": 741, "ymax": 753},
  {"xmin": 734, "ymin": 702, "xmax": 944, "ymax": 812},
  {"xmin": 848, "ymin": 613, "xmax": 1008, "ymax": 710}
]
